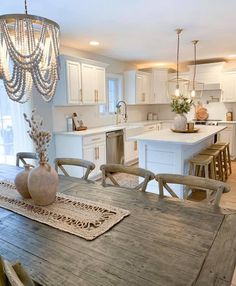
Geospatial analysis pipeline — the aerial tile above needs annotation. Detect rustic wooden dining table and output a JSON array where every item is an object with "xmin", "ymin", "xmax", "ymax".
[{"xmin": 0, "ymin": 164, "xmax": 236, "ymax": 286}]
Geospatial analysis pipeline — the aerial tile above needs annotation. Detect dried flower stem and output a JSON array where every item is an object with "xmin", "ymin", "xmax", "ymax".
[{"xmin": 24, "ymin": 109, "xmax": 51, "ymax": 163}]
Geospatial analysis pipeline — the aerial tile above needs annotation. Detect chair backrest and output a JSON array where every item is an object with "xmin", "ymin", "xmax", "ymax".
[
  {"xmin": 16, "ymin": 152, "xmax": 38, "ymax": 167},
  {"xmin": 156, "ymin": 173, "xmax": 230, "ymax": 206},
  {"xmin": 100, "ymin": 163, "xmax": 155, "ymax": 192},
  {"xmin": 54, "ymin": 158, "xmax": 95, "ymax": 179}
]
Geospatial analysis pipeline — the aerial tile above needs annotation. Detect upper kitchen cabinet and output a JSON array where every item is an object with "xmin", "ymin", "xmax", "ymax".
[
  {"xmin": 53, "ymin": 55, "xmax": 108, "ymax": 106},
  {"xmin": 221, "ymin": 72, "xmax": 236, "ymax": 102},
  {"xmin": 151, "ymin": 69, "xmax": 170, "ymax": 104},
  {"xmin": 124, "ymin": 70, "xmax": 151, "ymax": 104},
  {"xmin": 81, "ymin": 64, "xmax": 106, "ymax": 104}
]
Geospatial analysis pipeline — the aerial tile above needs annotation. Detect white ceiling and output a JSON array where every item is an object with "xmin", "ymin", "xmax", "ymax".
[{"xmin": 2, "ymin": 0, "xmax": 236, "ymax": 65}]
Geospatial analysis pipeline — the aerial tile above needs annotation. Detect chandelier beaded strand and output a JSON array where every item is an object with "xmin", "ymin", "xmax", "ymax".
[{"xmin": 0, "ymin": 0, "xmax": 60, "ymax": 103}]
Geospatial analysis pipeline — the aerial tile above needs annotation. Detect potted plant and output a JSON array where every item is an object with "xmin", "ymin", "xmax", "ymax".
[{"xmin": 171, "ymin": 95, "xmax": 193, "ymax": 131}]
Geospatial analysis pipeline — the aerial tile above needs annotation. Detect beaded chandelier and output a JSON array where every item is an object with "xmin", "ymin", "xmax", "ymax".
[{"xmin": 0, "ymin": 0, "xmax": 60, "ymax": 103}]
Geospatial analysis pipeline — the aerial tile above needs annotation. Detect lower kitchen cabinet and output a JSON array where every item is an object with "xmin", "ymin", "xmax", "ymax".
[
  {"xmin": 217, "ymin": 123, "xmax": 236, "ymax": 159},
  {"xmin": 124, "ymin": 140, "xmax": 138, "ymax": 165},
  {"xmin": 83, "ymin": 142, "xmax": 106, "ymax": 177},
  {"xmin": 54, "ymin": 132, "xmax": 106, "ymax": 179}
]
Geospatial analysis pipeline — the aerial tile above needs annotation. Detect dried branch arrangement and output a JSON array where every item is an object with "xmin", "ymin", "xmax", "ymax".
[{"xmin": 24, "ymin": 109, "xmax": 51, "ymax": 163}]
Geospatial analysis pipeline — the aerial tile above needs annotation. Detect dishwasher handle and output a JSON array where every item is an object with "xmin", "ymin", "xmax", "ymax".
[{"xmin": 106, "ymin": 130, "xmax": 123, "ymax": 138}]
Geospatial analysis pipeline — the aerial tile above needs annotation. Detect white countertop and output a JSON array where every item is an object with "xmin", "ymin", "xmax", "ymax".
[
  {"xmin": 54, "ymin": 120, "xmax": 171, "ymax": 137},
  {"xmin": 218, "ymin": 121, "xmax": 236, "ymax": 124},
  {"xmin": 131, "ymin": 125, "xmax": 226, "ymax": 145}
]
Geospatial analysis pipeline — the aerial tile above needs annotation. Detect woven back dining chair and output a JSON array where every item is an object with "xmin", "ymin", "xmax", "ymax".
[
  {"xmin": 16, "ymin": 152, "xmax": 38, "ymax": 168},
  {"xmin": 54, "ymin": 158, "xmax": 95, "ymax": 180},
  {"xmin": 155, "ymin": 173, "xmax": 230, "ymax": 206},
  {"xmin": 100, "ymin": 163, "xmax": 155, "ymax": 192}
]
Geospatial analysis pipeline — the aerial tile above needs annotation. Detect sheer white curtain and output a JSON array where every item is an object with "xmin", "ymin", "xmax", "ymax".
[{"xmin": 0, "ymin": 82, "xmax": 33, "ymax": 165}]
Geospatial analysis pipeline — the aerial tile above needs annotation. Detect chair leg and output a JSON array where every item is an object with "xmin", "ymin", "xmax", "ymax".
[{"xmin": 226, "ymin": 144, "xmax": 232, "ymax": 175}]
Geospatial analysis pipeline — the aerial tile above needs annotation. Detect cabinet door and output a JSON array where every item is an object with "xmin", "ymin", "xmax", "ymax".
[
  {"xmin": 218, "ymin": 129, "xmax": 233, "ymax": 154},
  {"xmin": 221, "ymin": 73, "xmax": 236, "ymax": 102},
  {"xmin": 95, "ymin": 67, "xmax": 106, "ymax": 104},
  {"xmin": 96, "ymin": 143, "xmax": 106, "ymax": 172},
  {"xmin": 136, "ymin": 74, "xmax": 144, "ymax": 103},
  {"xmin": 81, "ymin": 64, "xmax": 96, "ymax": 104},
  {"xmin": 124, "ymin": 140, "xmax": 138, "ymax": 163},
  {"xmin": 152, "ymin": 70, "xmax": 169, "ymax": 104},
  {"xmin": 142, "ymin": 74, "xmax": 150, "ymax": 103},
  {"xmin": 66, "ymin": 61, "xmax": 82, "ymax": 104}
]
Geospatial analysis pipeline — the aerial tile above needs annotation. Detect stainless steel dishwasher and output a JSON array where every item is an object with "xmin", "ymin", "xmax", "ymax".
[{"xmin": 106, "ymin": 130, "xmax": 124, "ymax": 164}]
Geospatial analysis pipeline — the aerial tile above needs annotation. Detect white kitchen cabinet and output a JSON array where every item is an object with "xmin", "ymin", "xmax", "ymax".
[
  {"xmin": 221, "ymin": 72, "xmax": 236, "ymax": 102},
  {"xmin": 83, "ymin": 141, "xmax": 106, "ymax": 177},
  {"xmin": 124, "ymin": 140, "xmax": 138, "ymax": 164},
  {"xmin": 54, "ymin": 132, "xmax": 106, "ymax": 179},
  {"xmin": 124, "ymin": 70, "xmax": 151, "ymax": 104},
  {"xmin": 81, "ymin": 64, "xmax": 106, "ymax": 104},
  {"xmin": 217, "ymin": 123, "xmax": 236, "ymax": 159},
  {"xmin": 54, "ymin": 57, "xmax": 82, "ymax": 106},
  {"xmin": 151, "ymin": 69, "xmax": 170, "ymax": 104},
  {"xmin": 144, "ymin": 123, "xmax": 157, "ymax": 132},
  {"xmin": 54, "ymin": 55, "xmax": 107, "ymax": 106}
]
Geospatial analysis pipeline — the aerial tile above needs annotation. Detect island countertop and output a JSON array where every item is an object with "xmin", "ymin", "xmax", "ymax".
[{"xmin": 132, "ymin": 125, "xmax": 226, "ymax": 145}]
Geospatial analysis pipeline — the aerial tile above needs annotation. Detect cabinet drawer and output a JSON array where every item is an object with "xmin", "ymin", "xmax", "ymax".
[
  {"xmin": 83, "ymin": 133, "xmax": 106, "ymax": 146},
  {"xmin": 144, "ymin": 124, "xmax": 157, "ymax": 132}
]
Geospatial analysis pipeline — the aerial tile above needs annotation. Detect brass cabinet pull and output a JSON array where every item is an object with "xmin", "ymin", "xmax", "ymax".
[
  {"xmin": 143, "ymin": 92, "xmax": 145, "ymax": 102},
  {"xmin": 92, "ymin": 138, "xmax": 101, "ymax": 141},
  {"xmin": 96, "ymin": 90, "xmax": 99, "ymax": 102},
  {"xmin": 134, "ymin": 141, "xmax": 138, "ymax": 151},
  {"xmin": 94, "ymin": 90, "xmax": 97, "ymax": 102},
  {"xmin": 97, "ymin": 147, "xmax": 99, "ymax": 160},
  {"xmin": 80, "ymin": 89, "xmax": 83, "ymax": 102},
  {"xmin": 94, "ymin": 147, "xmax": 97, "ymax": 160}
]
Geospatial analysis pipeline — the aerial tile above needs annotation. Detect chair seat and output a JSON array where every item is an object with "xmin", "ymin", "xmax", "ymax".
[{"xmin": 189, "ymin": 154, "xmax": 213, "ymax": 165}]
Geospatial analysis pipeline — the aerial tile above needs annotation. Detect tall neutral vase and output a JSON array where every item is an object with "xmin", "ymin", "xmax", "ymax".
[
  {"xmin": 28, "ymin": 162, "xmax": 58, "ymax": 206},
  {"xmin": 173, "ymin": 113, "xmax": 187, "ymax": 131}
]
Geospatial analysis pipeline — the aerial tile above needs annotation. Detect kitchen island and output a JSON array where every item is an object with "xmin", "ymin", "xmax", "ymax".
[{"xmin": 133, "ymin": 125, "xmax": 226, "ymax": 198}]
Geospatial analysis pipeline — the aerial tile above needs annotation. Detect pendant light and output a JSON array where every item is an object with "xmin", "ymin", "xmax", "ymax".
[
  {"xmin": 189, "ymin": 40, "xmax": 204, "ymax": 98},
  {"xmin": 168, "ymin": 28, "xmax": 189, "ymax": 98},
  {"xmin": 0, "ymin": 0, "xmax": 60, "ymax": 103}
]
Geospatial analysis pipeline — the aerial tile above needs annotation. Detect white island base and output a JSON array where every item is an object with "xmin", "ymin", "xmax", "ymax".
[{"xmin": 135, "ymin": 126, "xmax": 226, "ymax": 198}]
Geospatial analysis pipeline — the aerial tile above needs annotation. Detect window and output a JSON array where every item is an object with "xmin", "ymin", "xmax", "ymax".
[
  {"xmin": 99, "ymin": 73, "xmax": 123, "ymax": 114},
  {"xmin": 0, "ymin": 82, "xmax": 33, "ymax": 165}
]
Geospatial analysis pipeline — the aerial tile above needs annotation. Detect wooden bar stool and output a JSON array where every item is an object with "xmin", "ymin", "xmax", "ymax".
[
  {"xmin": 208, "ymin": 144, "xmax": 228, "ymax": 181},
  {"xmin": 199, "ymin": 149, "xmax": 223, "ymax": 181},
  {"xmin": 214, "ymin": 142, "xmax": 232, "ymax": 175},
  {"xmin": 189, "ymin": 154, "xmax": 216, "ymax": 179},
  {"xmin": 189, "ymin": 154, "xmax": 216, "ymax": 200}
]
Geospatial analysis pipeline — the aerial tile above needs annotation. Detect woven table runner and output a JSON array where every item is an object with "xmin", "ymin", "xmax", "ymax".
[{"xmin": 0, "ymin": 181, "xmax": 130, "ymax": 240}]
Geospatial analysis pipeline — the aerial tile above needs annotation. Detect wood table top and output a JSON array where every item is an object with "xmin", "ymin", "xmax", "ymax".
[{"xmin": 0, "ymin": 164, "xmax": 235, "ymax": 286}]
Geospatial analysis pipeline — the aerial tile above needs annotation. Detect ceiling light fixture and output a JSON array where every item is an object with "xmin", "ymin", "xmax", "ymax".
[
  {"xmin": 168, "ymin": 28, "xmax": 189, "ymax": 97},
  {"xmin": 89, "ymin": 41, "xmax": 100, "ymax": 46},
  {"xmin": 0, "ymin": 0, "xmax": 60, "ymax": 103},
  {"xmin": 189, "ymin": 40, "xmax": 204, "ymax": 98}
]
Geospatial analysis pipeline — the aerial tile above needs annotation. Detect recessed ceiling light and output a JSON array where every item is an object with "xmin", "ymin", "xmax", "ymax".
[
  {"xmin": 89, "ymin": 41, "xmax": 100, "ymax": 46},
  {"xmin": 228, "ymin": 54, "xmax": 236, "ymax": 59}
]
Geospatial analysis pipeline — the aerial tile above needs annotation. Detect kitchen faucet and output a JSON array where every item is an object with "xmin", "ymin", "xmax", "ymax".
[{"xmin": 116, "ymin": 100, "xmax": 128, "ymax": 123}]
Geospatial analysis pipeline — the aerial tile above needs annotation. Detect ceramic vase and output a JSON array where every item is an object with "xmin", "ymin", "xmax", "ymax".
[
  {"xmin": 28, "ymin": 162, "xmax": 58, "ymax": 206},
  {"xmin": 173, "ymin": 113, "xmax": 187, "ymax": 131},
  {"xmin": 14, "ymin": 165, "xmax": 32, "ymax": 199}
]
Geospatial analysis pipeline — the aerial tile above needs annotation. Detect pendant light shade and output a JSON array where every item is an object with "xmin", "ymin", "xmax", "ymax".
[
  {"xmin": 0, "ymin": 0, "xmax": 60, "ymax": 103},
  {"xmin": 188, "ymin": 40, "xmax": 204, "ymax": 98},
  {"xmin": 168, "ymin": 28, "xmax": 189, "ymax": 98}
]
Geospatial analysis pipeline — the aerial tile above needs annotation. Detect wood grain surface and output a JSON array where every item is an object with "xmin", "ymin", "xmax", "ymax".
[{"xmin": 0, "ymin": 164, "xmax": 235, "ymax": 286}]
